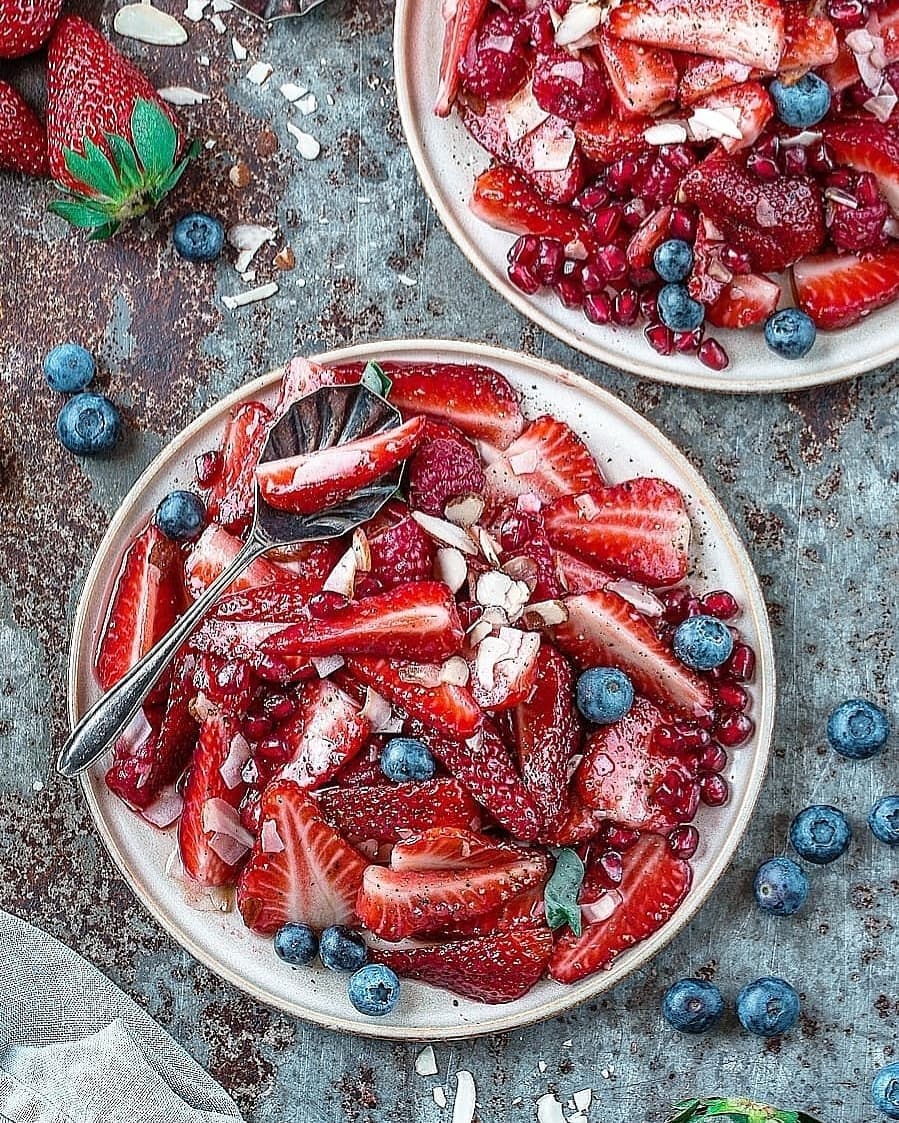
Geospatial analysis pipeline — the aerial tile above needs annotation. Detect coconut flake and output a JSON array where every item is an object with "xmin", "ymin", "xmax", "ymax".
[
  {"xmin": 158, "ymin": 86, "xmax": 210, "ymax": 106},
  {"xmin": 581, "ymin": 889, "xmax": 622, "ymax": 924},
  {"xmin": 202, "ymin": 797, "xmax": 254, "ymax": 848},
  {"xmin": 286, "ymin": 121, "xmax": 321, "ymax": 159},
  {"xmin": 522, "ymin": 598, "xmax": 569, "ymax": 626},
  {"xmin": 509, "ymin": 448, "xmax": 539, "ymax": 475},
  {"xmin": 436, "ymin": 547, "xmax": 468, "ymax": 594},
  {"xmin": 452, "ymin": 1071, "xmax": 476, "ymax": 1123},
  {"xmin": 503, "ymin": 83, "xmax": 549, "ymax": 144},
  {"xmin": 352, "ymin": 528, "xmax": 372, "ymax": 572},
  {"xmin": 219, "ymin": 733, "xmax": 252, "ymax": 789},
  {"xmin": 228, "ymin": 223, "xmax": 276, "ymax": 273},
  {"xmin": 477, "ymin": 528, "xmax": 502, "ymax": 566},
  {"xmin": 531, "ymin": 126, "xmax": 577, "ymax": 172},
  {"xmin": 644, "ymin": 121, "xmax": 688, "ymax": 145},
  {"xmin": 537, "ymin": 1093, "xmax": 567, "ymax": 1123},
  {"xmin": 606, "ymin": 578, "xmax": 664, "ymax": 617},
  {"xmin": 444, "ymin": 494, "xmax": 485, "ymax": 528},
  {"xmin": 221, "ymin": 283, "xmax": 278, "ymax": 310},
  {"xmin": 398, "ymin": 663, "xmax": 444, "ymax": 687},
  {"xmin": 475, "ymin": 634, "xmax": 516, "ymax": 690},
  {"xmin": 260, "ymin": 819, "xmax": 285, "ymax": 854},
  {"xmin": 865, "ymin": 89, "xmax": 898, "ymax": 122},
  {"xmin": 825, "ymin": 186, "xmax": 859, "ymax": 209},
  {"xmin": 360, "ymin": 687, "xmax": 393, "ymax": 730},
  {"xmin": 231, "ymin": 35, "xmax": 247, "ymax": 60},
  {"xmin": 688, "ymin": 105, "xmax": 743, "ymax": 142},
  {"xmin": 415, "ymin": 1046, "xmax": 439, "ymax": 1077},
  {"xmin": 779, "ymin": 130, "xmax": 822, "ymax": 148},
  {"xmin": 280, "ymin": 82, "xmax": 308, "ymax": 101},
  {"xmin": 247, "ymin": 61, "xmax": 274, "ymax": 85},
  {"xmin": 439, "ymin": 656, "xmax": 470, "ymax": 686},
  {"xmin": 323, "ymin": 546, "xmax": 358, "ymax": 598},
  {"xmin": 208, "ymin": 831, "xmax": 251, "ymax": 865},
  {"xmin": 140, "ymin": 785, "xmax": 183, "ymax": 828},
  {"xmin": 555, "ymin": 0, "xmax": 603, "ymax": 45},
  {"xmin": 412, "ymin": 511, "xmax": 478, "ymax": 554},
  {"xmin": 468, "ymin": 618, "xmax": 494, "ymax": 647},
  {"xmin": 311, "ymin": 654, "xmax": 345, "ymax": 678},
  {"xmin": 114, "ymin": 2, "xmax": 188, "ymax": 43}
]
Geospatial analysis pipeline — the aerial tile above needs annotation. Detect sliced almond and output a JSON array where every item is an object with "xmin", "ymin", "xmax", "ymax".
[
  {"xmin": 523, "ymin": 598, "xmax": 569, "ymax": 627},
  {"xmin": 439, "ymin": 656, "xmax": 470, "ymax": 686},
  {"xmin": 436, "ymin": 547, "xmax": 468, "ymax": 594},
  {"xmin": 412, "ymin": 511, "xmax": 478, "ymax": 554},
  {"xmin": 443, "ymin": 493, "xmax": 485, "ymax": 528},
  {"xmin": 352, "ymin": 527, "xmax": 371, "ymax": 572},
  {"xmin": 114, "ymin": 2, "xmax": 188, "ymax": 44}
]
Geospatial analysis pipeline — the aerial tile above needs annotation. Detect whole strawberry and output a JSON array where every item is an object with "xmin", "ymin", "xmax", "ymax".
[
  {"xmin": 46, "ymin": 15, "xmax": 196, "ymax": 238},
  {"xmin": 0, "ymin": 80, "xmax": 47, "ymax": 176},
  {"xmin": 0, "ymin": 0, "xmax": 62, "ymax": 57}
]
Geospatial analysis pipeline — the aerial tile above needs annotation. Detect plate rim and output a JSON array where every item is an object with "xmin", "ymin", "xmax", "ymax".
[
  {"xmin": 391, "ymin": 1, "xmax": 899, "ymax": 394},
  {"xmin": 68, "ymin": 337, "xmax": 776, "ymax": 1040}
]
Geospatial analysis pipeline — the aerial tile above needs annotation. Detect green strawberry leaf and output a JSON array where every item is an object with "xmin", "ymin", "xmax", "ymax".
[
  {"xmin": 131, "ymin": 98, "xmax": 177, "ymax": 182},
  {"xmin": 63, "ymin": 145, "xmax": 117, "ymax": 202},
  {"xmin": 48, "ymin": 197, "xmax": 117, "ymax": 231},
  {"xmin": 796, "ymin": 1114, "xmax": 826, "ymax": 1123},
  {"xmin": 361, "ymin": 361, "xmax": 392, "ymax": 398},
  {"xmin": 105, "ymin": 133, "xmax": 143, "ymax": 195},
  {"xmin": 666, "ymin": 1099, "xmax": 705, "ymax": 1122},
  {"xmin": 544, "ymin": 847, "xmax": 584, "ymax": 936}
]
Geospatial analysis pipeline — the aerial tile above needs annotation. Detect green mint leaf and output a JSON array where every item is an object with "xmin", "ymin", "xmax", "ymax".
[
  {"xmin": 361, "ymin": 361, "xmax": 392, "ymax": 398},
  {"xmin": 105, "ymin": 133, "xmax": 142, "ymax": 195},
  {"xmin": 131, "ymin": 98, "xmax": 177, "ymax": 182},
  {"xmin": 543, "ymin": 847, "xmax": 584, "ymax": 936},
  {"xmin": 48, "ymin": 197, "xmax": 117, "ymax": 230}
]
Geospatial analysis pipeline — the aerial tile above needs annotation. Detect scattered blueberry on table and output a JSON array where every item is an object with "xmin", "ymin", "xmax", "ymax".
[
  {"xmin": 154, "ymin": 490, "xmax": 206, "ymax": 541},
  {"xmin": 661, "ymin": 978, "xmax": 724, "ymax": 1034},
  {"xmin": 789, "ymin": 805, "xmax": 852, "ymax": 865},
  {"xmin": 348, "ymin": 964, "xmax": 400, "ymax": 1017},
  {"xmin": 172, "ymin": 212, "xmax": 225, "ymax": 263},
  {"xmin": 273, "ymin": 923, "xmax": 318, "ymax": 967},
  {"xmin": 43, "ymin": 342, "xmax": 95, "ymax": 393},
  {"xmin": 56, "ymin": 392, "xmax": 122, "ymax": 456},
  {"xmin": 380, "ymin": 737, "xmax": 436, "ymax": 783},
  {"xmin": 764, "ymin": 309, "xmax": 817, "ymax": 361},
  {"xmin": 753, "ymin": 857, "xmax": 809, "ymax": 917},
  {"xmin": 868, "ymin": 796, "xmax": 899, "ymax": 847},
  {"xmin": 575, "ymin": 667, "xmax": 634, "ymax": 725},
  {"xmin": 318, "ymin": 925, "xmax": 368, "ymax": 972},
  {"xmin": 736, "ymin": 977, "xmax": 800, "ymax": 1038},
  {"xmin": 827, "ymin": 698, "xmax": 890, "ymax": 759},
  {"xmin": 872, "ymin": 1062, "xmax": 899, "ymax": 1120},
  {"xmin": 672, "ymin": 615, "xmax": 734, "ymax": 671}
]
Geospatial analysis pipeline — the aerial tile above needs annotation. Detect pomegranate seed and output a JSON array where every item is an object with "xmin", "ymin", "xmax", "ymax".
[
  {"xmin": 606, "ymin": 825, "xmax": 641, "ymax": 851},
  {"xmin": 581, "ymin": 261, "xmax": 606, "ymax": 293},
  {"xmin": 747, "ymin": 152, "xmax": 780, "ymax": 180},
  {"xmin": 721, "ymin": 246, "xmax": 752, "ymax": 275},
  {"xmin": 674, "ymin": 328, "xmax": 703, "ymax": 353},
  {"xmin": 698, "ymin": 339, "xmax": 729, "ymax": 371},
  {"xmin": 574, "ymin": 182, "xmax": 611, "ymax": 212},
  {"xmin": 662, "ymin": 586, "xmax": 691, "ymax": 621},
  {"xmin": 828, "ymin": 0, "xmax": 868, "ymax": 27},
  {"xmin": 595, "ymin": 243, "xmax": 628, "ymax": 281},
  {"xmin": 695, "ymin": 710, "xmax": 715, "ymax": 731},
  {"xmin": 623, "ymin": 197, "xmax": 650, "ymax": 229},
  {"xmin": 264, "ymin": 693, "xmax": 296, "ymax": 721},
  {"xmin": 309, "ymin": 591, "xmax": 350, "ymax": 617},
  {"xmin": 244, "ymin": 714, "xmax": 273, "ymax": 741},
  {"xmin": 668, "ymin": 206, "xmax": 696, "ymax": 241},
  {"xmin": 668, "ymin": 824, "xmax": 699, "ymax": 859},
  {"xmin": 630, "ymin": 265, "xmax": 659, "ymax": 288},
  {"xmin": 607, "ymin": 156, "xmax": 641, "ymax": 194},
  {"xmin": 699, "ymin": 771, "xmax": 730, "ymax": 806},
  {"xmin": 715, "ymin": 711, "xmax": 755, "ymax": 747},
  {"xmin": 698, "ymin": 742, "xmax": 728, "ymax": 772},
  {"xmin": 590, "ymin": 204, "xmax": 623, "ymax": 243},
  {"xmin": 534, "ymin": 238, "xmax": 565, "ymax": 285},
  {"xmin": 556, "ymin": 276, "xmax": 583, "ymax": 308},
  {"xmin": 508, "ymin": 260, "xmax": 541, "ymax": 294},
  {"xmin": 702, "ymin": 589, "xmax": 739, "ymax": 619},
  {"xmin": 755, "ymin": 134, "xmax": 779, "ymax": 160},
  {"xmin": 673, "ymin": 722, "xmax": 711, "ymax": 750},
  {"xmin": 613, "ymin": 288, "xmax": 639, "ymax": 325},
  {"xmin": 716, "ymin": 681, "xmax": 748, "ymax": 712},
  {"xmin": 674, "ymin": 780, "xmax": 701, "ymax": 822},
  {"xmin": 639, "ymin": 290, "xmax": 659, "ymax": 320},
  {"xmin": 598, "ymin": 850, "xmax": 624, "ymax": 886},
  {"xmin": 195, "ymin": 450, "xmax": 222, "ymax": 486},
  {"xmin": 508, "ymin": 234, "xmax": 540, "ymax": 268},
  {"xmin": 782, "ymin": 146, "xmax": 808, "ymax": 176},
  {"xmin": 726, "ymin": 642, "xmax": 756, "ymax": 681},
  {"xmin": 807, "ymin": 140, "xmax": 835, "ymax": 173},
  {"xmin": 584, "ymin": 291, "xmax": 613, "ymax": 324},
  {"xmin": 652, "ymin": 725, "xmax": 680, "ymax": 754},
  {"xmin": 645, "ymin": 322, "xmax": 674, "ymax": 355}
]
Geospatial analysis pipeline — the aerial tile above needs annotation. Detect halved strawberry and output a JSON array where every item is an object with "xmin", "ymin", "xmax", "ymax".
[
  {"xmin": 371, "ymin": 927, "xmax": 553, "ymax": 1003},
  {"xmin": 390, "ymin": 826, "xmax": 529, "ymax": 871},
  {"xmin": 264, "ymin": 582, "xmax": 464, "ymax": 663},
  {"xmin": 269, "ymin": 679, "xmax": 370, "ymax": 789},
  {"xmin": 470, "ymin": 164, "xmax": 590, "ymax": 250},
  {"xmin": 356, "ymin": 853, "xmax": 547, "ymax": 940},
  {"xmin": 435, "ymin": 882, "xmax": 548, "ymax": 939},
  {"xmin": 256, "ymin": 415, "xmax": 424, "ymax": 515},
  {"xmin": 626, "ymin": 204, "xmax": 674, "ymax": 270},
  {"xmin": 549, "ymin": 833, "xmax": 692, "ymax": 982},
  {"xmin": 822, "ymin": 121, "xmax": 899, "ymax": 215},
  {"xmin": 274, "ymin": 356, "xmax": 359, "ymax": 416},
  {"xmin": 691, "ymin": 81, "xmax": 774, "ymax": 153},
  {"xmin": 792, "ymin": 243, "xmax": 899, "ymax": 328},
  {"xmin": 551, "ymin": 589, "xmax": 713, "ymax": 717},
  {"xmin": 183, "ymin": 525, "xmax": 283, "ymax": 599},
  {"xmin": 544, "ymin": 478, "xmax": 691, "ymax": 588},
  {"xmin": 178, "ymin": 713, "xmax": 251, "ymax": 887},
  {"xmin": 574, "ymin": 113, "xmax": 650, "ymax": 165},
  {"xmin": 204, "ymin": 401, "xmax": 272, "ymax": 532},
  {"xmin": 512, "ymin": 643, "xmax": 581, "ymax": 833},
  {"xmin": 95, "ymin": 523, "xmax": 183, "ymax": 691},
  {"xmin": 483, "ymin": 416, "xmax": 605, "ymax": 509},
  {"xmin": 554, "ymin": 549, "xmax": 615, "ymax": 595},
  {"xmin": 707, "ymin": 272, "xmax": 781, "ymax": 329},
  {"xmin": 345, "ymin": 656, "xmax": 483, "ymax": 739},
  {"xmin": 365, "ymin": 499, "xmax": 437, "ymax": 589},
  {"xmin": 317, "ymin": 779, "xmax": 481, "ymax": 844},
  {"xmin": 677, "ymin": 57, "xmax": 754, "ymax": 107},
  {"xmin": 546, "ymin": 793, "xmax": 614, "ymax": 845},
  {"xmin": 680, "ymin": 154, "xmax": 824, "ymax": 273},
  {"xmin": 435, "ymin": 0, "xmax": 489, "ymax": 115},
  {"xmin": 237, "ymin": 780, "xmax": 369, "ymax": 933},
  {"xmin": 780, "ymin": 6, "xmax": 838, "ymax": 78},
  {"xmin": 608, "ymin": 0, "xmax": 785, "ymax": 72},
  {"xmin": 598, "ymin": 32, "xmax": 678, "ymax": 116}
]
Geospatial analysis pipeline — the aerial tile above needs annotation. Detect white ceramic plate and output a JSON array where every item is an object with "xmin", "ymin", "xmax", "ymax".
[
  {"xmin": 69, "ymin": 339, "xmax": 775, "ymax": 1040},
  {"xmin": 393, "ymin": 2, "xmax": 899, "ymax": 392}
]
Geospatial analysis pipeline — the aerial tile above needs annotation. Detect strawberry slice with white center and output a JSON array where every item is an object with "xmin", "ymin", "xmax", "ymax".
[
  {"xmin": 821, "ymin": 121, "xmax": 899, "ymax": 215},
  {"xmin": 436, "ymin": 882, "xmax": 548, "ymax": 939},
  {"xmin": 317, "ymin": 779, "xmax": 481, "ymax": 844},
  {"xmin": 237, "ymin": 780, "xmax": 369, "ymax": 934},
  {"xmin": 793, "ymin": 243, "xmax": 899, "ymax": 329},
  {"xmin": 690, "ymin": 81, "xmax": 774, "ymax": 154},
  {"xmin": 371, "ymin": 927, "xmax": 553, "ymax": 1002},
  {"xmin": 256, "ymin": 415, "xmax": 425, "ymax": 515},
  {"xmin": 184, "ymin": 524, "xmax": 283, "ymax": 599},
  {"xmin": 271, "ymin": 679, "xmax": 370, "ymax": 789},
  {"xmin": 544, "ymin": 478, "xmax": 691, "ymax": 588},
  {"xmin": 205, "ymin": 401, "xmax": 272, "ymax": 533},
  {"xmin": 707, "ymin": 273, "xmax": 781, "ymax": 329},
  {"xmin": 469, "ymin": 165, "xmax": 590, "ymax": 256},
  {"xmin": 356, "ymin": 852, "xmax": 548, "ymax": 940},
  {"xmin": 549, "ymin": 833, "xmax": 692, "ymax": 983},
  {"xmin": 554, "ymin": 549, "xmax": 615, "ymax": 595},
  {"xmin": 264, "ymin": 581, "xmax": 465, "ymax": 662},
  {"xmin": 607, "ymin": 0, "xmax": 785, "ymax": 72},
  {"xmin": 345, "ymin": 656, "xmax": 483, "ymax": 739},
  {"xmin": 551, "ymin": 589, "xmax": 713, "ymax": 717},
  {"xmin": 389, "ymin": 827, "xmax": 530, "ymax": 871},
  {"xmin": 435, "ymin": 0, "xmax": 489, "ymax": 115},
  {"xmin": 95, "ymin": 523, "xmax": 184, "ymax": 691},
  {"xmin": 483, "ymin": 415, "xmax": 605, "ymax": 509},
  {"xmin": 780, "ymin": 6, "xmax": 839, "ymax": 77},
  {"xmin": 274, "ymin": 356, "xmax": 359, "ymax": 416},
  {"xmin": 574, "ymin": 114, "xmax": 650, "ymax": 166},
  {"xmin": 678, "ymin": 56, "xmax": 753, "ymax": 107},
  {"xmin": 598, "ymin": 32, "xmax": 678, "ymax": 116}
]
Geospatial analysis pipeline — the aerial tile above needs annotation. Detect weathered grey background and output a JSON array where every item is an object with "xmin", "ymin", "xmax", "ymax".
[{"xmin": 0, "ymin": 0, "xmax": 897, "ymax": 1119}]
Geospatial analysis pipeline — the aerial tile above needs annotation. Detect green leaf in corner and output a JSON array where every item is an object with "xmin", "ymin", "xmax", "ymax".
[
  {"xmin": 544, "ymin": 847, "xmax": 584, "ymax": 936},
  {"xmin": 131, "ymin": 98, "xmax": 177, "ymax": 181},
  {"xmin": 666, "ymin": 1100, "xmax": 706, "ymax": 1123},
  {"xmin": 48, "ymin": 197, "xmax": 118, "ymax": 235},
  {"xmin": 361, "ymin": 360, "xmax": 392, "ymax": 398}
]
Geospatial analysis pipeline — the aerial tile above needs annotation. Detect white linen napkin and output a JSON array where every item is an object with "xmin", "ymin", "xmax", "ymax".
[{"xmin": 0, "ymin": 909, "xmax": 244, "ymax": 1123}]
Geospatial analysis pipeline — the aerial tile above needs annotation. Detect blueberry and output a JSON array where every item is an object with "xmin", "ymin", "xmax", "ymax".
[
  {"xmin": 868, "ymin": 795, "xmax": 899, "ymax": 846},
  {"xmin": 155, "ymin": 489, "xmax": 206, "ymax": 541},
  {"xmin": 661, "ymin": 978, "xmax": 724, "ymax": 1034},
  {"xmin": 753, "ymin": 857, "xmax": 809, "ymax": 916},
  {"xmin": 872, "ymin": 1062, "xmax": 899, "ymax": 1120},
  {"xmin": 789, "ymin": 805, "xmax": 851, "ymax": 864},
  {"xmin": 380, "ymin": 737, "xmax": 436, "ymax": 783},
  {"xmin": 770, "ymin": 73, "xmax": 832, "ymax": 128},
  {"xmin": 56, "ymin": 393, "xmax": 122, "ymax": 456},
  {"xmin": 672, "ymin": 614, "xmax": 734, "ymax": 671},
  {"xmin": 575, "ymin": 667, "xmax": 634, "ymax": 725},
  {"xmin": 653, "ymin": 239, "xmax": 694, "ymax": 283},
  {"xmin": 43, "ymin": 342, "xmax": 95, "ymax": 393},
  {"xmin": 764, "ymin": 308, "xmax": 817, "ymax": 360},
  {"xmin": 827, "ymin": 698, "xmax": 890, "ymax": 760},
  {"xmin": 736, "ymin": 976, "xmax": 800, "ymax": 1037},
  {"xmin": 657, "ymin": 283, "xmax": 705, "ymax": 332},
  {"xmin": 319, "ymin": 925, "xmax": 368, "ymax": 972},
  {"xmin": 273, "ymin": 923, "xmax": 318, "ymax": 966},
  {"xmin": 173, "ymin": 212, "xmax": 225, "ymax": 263},
  {"xmin": 348, "ymin": 963, "xmax": 400, "ymax": 1017}
]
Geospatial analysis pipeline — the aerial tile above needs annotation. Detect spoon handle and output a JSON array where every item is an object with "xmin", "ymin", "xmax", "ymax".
[{"xmin": 57, "ymin": 538, "xmax": 269, "ymax": 778}]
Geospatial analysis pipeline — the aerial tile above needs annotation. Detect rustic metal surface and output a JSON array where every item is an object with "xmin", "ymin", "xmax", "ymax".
[{"xmin": 0, "ymin": 0, "xmax": 897, "ymax": 1119}]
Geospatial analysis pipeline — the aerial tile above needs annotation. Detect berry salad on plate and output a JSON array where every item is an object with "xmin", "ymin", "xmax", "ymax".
[{"xmin": 75, "ymin": 343, "xmax": 772, "ymax": 1033}]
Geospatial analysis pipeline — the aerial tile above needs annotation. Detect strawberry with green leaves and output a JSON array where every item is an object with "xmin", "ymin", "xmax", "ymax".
[{"xmin": 46, "ymin": 15, "xmax": 196, "ymax": 238}]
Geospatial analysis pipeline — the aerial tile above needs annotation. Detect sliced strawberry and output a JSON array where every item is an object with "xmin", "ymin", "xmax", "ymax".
[
  {"xmin": 256, "ymin": 415, "xmax": 424, "ymax": 515},
  {"xmin": 626, "ymin": 203, "xmax": 674, "ymax": 270},
  {"xmin": 317, "ymin": 779, "xmax": 481, "ymax": 844},
  {"xmin": 469, "ymin": 628, "xmax": 542, "ymax": 712},
  {"xmin": 408, "ymin": 420, "xmax": 486, "ymax": 517},
  {"xmin": 554, "ymin": 549, "xmax": 616, "ymax": 595},
  {"xmin": 190, "ymin": 618, "xmax": 294, "ymax": 668},
  {"xmin": 512, "ymin": 644, "xmax": 581, "ymax": 833},
  {"xmin": 707, "ymin": 272, "xmax": 781, "ymax": 328},
  {"xmin": 549, "ymin": 833, "xmax": 692, "ymax": 982},
  {"xmin": 204, "ymin": 401, "xmax": 272, "ymax": 532},
  {"xmin": 178, "ymin": 713, "xmax": 251, "ymax": 887},
  {"xmin": 497, "ymin": 509, "xmax": 565, "ymax": 601},
  {"xmin": 95, "ymin": 524, "xmax": 183, "ymax": 691},
  {"xmin": 470, "ymin": 164, "xmax": 590, "ymax": 250},
  {"xmin": 371, "ymin": 927, "xmax": 553, "ymax": 1003},
  {"xmin": 546, "ymin": 793, "xmax": 614, "ymax": 845},
  {"xmin": 390, "ymin": 827, "xmax": 529, "ymax": 871},
  {"xmin": 436, "ymin": 882, "xmax": 548, "ymax": 938},
  {"xmin": 780, "ymin": 6, "xmax": 838, "ymax": 77},
  {"xmin": 598, "ymin": 32, "xmax": 678, "ymax": 116},
  {"xmin": 574, "ymin": 113, "xmax": 650, "ymax": 165},
  {"xmin": 365, "ymin": 499, "xmax": 437, "ymax": 589},
  {"xmin": 677, "ymin": 57, "xmax": 754, "ymax": 107},
  {"xmin": 551, "ymin": 589, "xmax": 713, "ymax": 717},
  {"xmin": 267, "ymin": 679, "xmax": 369, "ymax": 789},
  {"xmin": 435, "ymin": 0, "xmax": 489, "ymax": 115},
  {"xmin": 545, "ymin": 478, "xmax": 691, "ymax": 588},
  {"xmin": 274, "ymin": 356, "xmax": 359, "ymax": 416},
  {"xmin": 345, "ymin": 656, "xmax": 483, "ymax": 739},
  {"xmin": 356, "ymin": 853, "xmax": 547, "ymax": 940},
  {"xmin": 184, "ymin": 524, "xmax": 283, "ymax": 599},
  {"xmin": 237, "ymin": 780, "xmax": 369, "ymax": 933},
  {"xmin": 607, "ymin": 0, "xmax": 785, "ymax": 72},
  {"xmin": 574, "ymin": 698, "xmax": 677, "ymax": 831},
  {"xmin": 691, "ymin": 81, "xmax": 773, "ymax": 153},
  {"xmin": 822, "ymin": 121, "xmax": 899, "ymax": 215},
  {"xmin": 792, "ymin": 243, "xmax": 899, "ymax": 328},
  {"xmin": 424, "ymin": 721, "xmax": 542, "ymax": 840},
  {"xmin": 211, "ymin": 556, "xmax": 342, "ymax": 620},
  {"xmin": 680, "ymin": 154, "xmax": 824, "ymax": 273},
  {"xmin": 483, "ymin": 416, "xmax": 605, "ymax": 509}
]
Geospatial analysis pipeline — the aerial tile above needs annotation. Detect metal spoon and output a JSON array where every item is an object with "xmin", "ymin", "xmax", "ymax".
[{"xmin": 57, "ymin": 383, "xmax": 403, "ymax": 779}]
